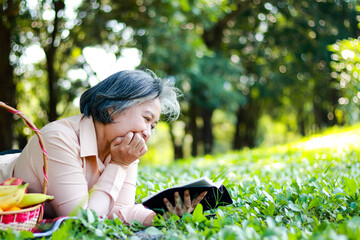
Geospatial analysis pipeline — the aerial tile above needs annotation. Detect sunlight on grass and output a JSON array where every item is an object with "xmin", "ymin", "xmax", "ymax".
[{"xmin": 294, "ymin": 124, "xmax": 360, "ymax": 150}]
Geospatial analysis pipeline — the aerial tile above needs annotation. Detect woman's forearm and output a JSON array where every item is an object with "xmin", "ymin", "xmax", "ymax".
[{"xmin": 143, "ymin": 211, "xmax": 156, "ymax": 226}]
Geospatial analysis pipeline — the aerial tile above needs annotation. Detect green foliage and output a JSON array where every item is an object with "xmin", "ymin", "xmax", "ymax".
[
  {"xmin": 138, "ymin": 124, "xmax": 360, "ymax": 239},
  {"xmin": 329, "ymin": 37, "xmax": 360, "ymax": 124},
  {"xmin": 7, "ymin": 0, "xmax": 360, "ymax": 154},
  {"xmin": 2, "ymin": 124, "xmax": 360, "ymax": 238},
  {"xmin": 188, "ymin": 52, "xmax": 246, "ymax": 111},
  {"xmin": 73, "ymin": 0, "xmax": 360, "ymax": 151}
]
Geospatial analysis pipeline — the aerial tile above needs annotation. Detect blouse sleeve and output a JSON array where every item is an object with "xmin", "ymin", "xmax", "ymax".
[
  {"xmin": 108, "ymin": 160, "xmax": 154, "ymax": 225},
  {"xmin": 20, "ymin": 129, "xmax": 127, "ymax": 217},
  {"xmin": 46, "ymin": 130, "xmax": 126, "ymax": 216}
]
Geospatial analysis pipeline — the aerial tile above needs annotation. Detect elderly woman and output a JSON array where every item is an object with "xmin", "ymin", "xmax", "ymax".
[{"xmin": 9, "ymin": 70, "xmax": 206, "ymax": 226}]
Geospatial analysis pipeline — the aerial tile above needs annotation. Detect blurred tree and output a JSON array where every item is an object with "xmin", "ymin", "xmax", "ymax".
[
  {"xmin": 199, "ymin": 1, "xmax": 266, "ymax": 149},
  {"xmin": 125, "ymin": 0, "xmax": 246, "ymax": 155},
  {"xmin": 215, "ymin": 0, "xmax": 360, "ymax": 147},
  {"xmin": 4, "ymin": 0, "xmax": 359, "ymax": 156},
  {"xmin": 11, "ymin": 0, "xmax": 88, "ymax": 128},
  {"xmin": 0, "ymin": 0, "xmax": 91, "ymax": 150},
  {"xmin": 0, "ymin": 0, "xmax": 29, "ymax": 151},
  {"xmin": 0, "ymin": 1, "xmax": 17, "ymax": 150},
  {"xmin": 329, "ymin": 28, "xmax": 360, "ymax": 124},
  {"xmin": 45, "ymin": 0, "xmax": 65, "ymax": 121},
  {"xmin": 187, "ymin": 53, "xmax": 244, "ymax": 154},
  {"xmin": 26, "ymin": 0, "xmax": 69, "ymax": 121},
  {"xmin": 73, "ymin": 0, "xmax": 360, "ymax": 154},
  {"xmin": 264, "ymin": 0, "xmax": 360, "ymax": 135}
]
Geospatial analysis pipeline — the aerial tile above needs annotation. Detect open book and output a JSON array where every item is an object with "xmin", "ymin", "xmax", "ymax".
[{"xmin": 142, "ymin": 177, "xmax": 233, "ymax": 214}]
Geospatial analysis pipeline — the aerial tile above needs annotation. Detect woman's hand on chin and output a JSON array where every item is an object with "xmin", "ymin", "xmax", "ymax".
[{"xmin": 109, "ymin": 132, "xmax": 147, "ymax": 166}]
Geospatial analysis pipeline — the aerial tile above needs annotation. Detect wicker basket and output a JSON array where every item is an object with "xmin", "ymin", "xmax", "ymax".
[{"xmin": 0, "ymin": 101, "xmax": 49, "ymax": 231}]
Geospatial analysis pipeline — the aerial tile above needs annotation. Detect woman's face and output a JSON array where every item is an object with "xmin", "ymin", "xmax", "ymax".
[{"xmin": 105, "ymin": 98, "xmax": 161, "ymax": 144}]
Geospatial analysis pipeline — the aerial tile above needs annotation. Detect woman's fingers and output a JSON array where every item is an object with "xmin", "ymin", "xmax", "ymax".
[
  {"xmin": 110, "ymin": 132, "xmax": 146, "ymax": 165},
  {"xmin": 130, "ymin": 133, "xmax": 147, "ymax": 157},
  {"xmin": 184, "ymin": 190, "xmax": 192, "ymax": 209},
  {"xmin": 138, "ymin": 144, "xmax": 147, "ymax": 157},
  {"xmin": 122, "ymin": 132, "xmax": 147, "ymax": 155},
  {"xmin": 122, "ymin": 132, "xmax": 134, "ymax": 145},
  {"xmin": 164, "ymin": 192, "xmax": 186, "ymax": 215},
  {"xmin": 163, "ymin": 190, "xmax": 208, "ymax": 217},
  {"xmin": 163, "ymin": 197, "xmax": 174, "ymax": 213},
  {"xmin": 191, "ymin": 191, "xmax": 207, "ymax": 208},
  {"xmin": 112, "ymin": 132, "xmax": 147, "ymax": 158},
  {"xmin": 110, "ymin": 137, "xmax": 123, "ymax": 147},
  {"xmin": 174, "ymin": 191, "xmax": 185, "ymax": 215},
  {"xmin": 132, "ymin": 133, "xmax": 146, "ymax": 151}
]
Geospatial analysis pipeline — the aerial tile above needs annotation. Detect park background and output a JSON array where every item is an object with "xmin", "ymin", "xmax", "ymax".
[
  {"xmin": 1, "ymin": 0, "xmax": 360, "ymax": 163},
  {"xmin": 2, "ymin": 1, "xmax": 360, "ymax": 239}
]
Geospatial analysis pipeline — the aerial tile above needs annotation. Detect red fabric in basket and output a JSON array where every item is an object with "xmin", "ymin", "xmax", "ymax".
[
  {"xmin": 1, "ymin": 214, "xmax": 15, "ymax": 224},
  {"xmin": 1, "ymin": 207, "xmax": 40, "ymax": 224}
]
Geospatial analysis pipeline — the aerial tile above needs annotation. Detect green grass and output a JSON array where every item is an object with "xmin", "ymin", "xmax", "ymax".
[{"xmin": 2, "ymin": 124, "xmax": 360, "ymax": 239}]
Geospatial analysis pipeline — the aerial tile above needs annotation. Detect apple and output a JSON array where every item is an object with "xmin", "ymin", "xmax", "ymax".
[
  {"xmin": 0, "ymin": 177, "xmax": 25, "ymax": 186},
  {"xmin": 1, "ymin": 177, "xmax": 28, "ymax": 193}
]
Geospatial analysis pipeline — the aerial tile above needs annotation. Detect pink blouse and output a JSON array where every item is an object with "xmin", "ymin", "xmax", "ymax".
[{"xmin": 13, "ymin": 114, "xmax": 153, "ymax": 224}]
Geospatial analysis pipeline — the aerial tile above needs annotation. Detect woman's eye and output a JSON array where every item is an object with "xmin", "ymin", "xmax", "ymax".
[{"xmin": 144, "ymin": 116, "xmax": 150, "ymax": 122}]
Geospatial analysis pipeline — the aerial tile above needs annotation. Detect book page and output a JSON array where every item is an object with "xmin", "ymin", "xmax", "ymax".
[{"xmin": 183, "ymin": 176, "xmax": 224, "ymax": 188}]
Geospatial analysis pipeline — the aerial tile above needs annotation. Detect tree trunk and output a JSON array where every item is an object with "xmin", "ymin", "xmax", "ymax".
[
  {"xmin": 327, "ymin": 80, "xmax": 339, "ymax": 126},
  {"xmin": 189, "ymin": 100, "xmax": 199, "ymax": 156},
  {"xmin": 168, "ymin": 122, "xmax": 184, "ymax": 160},
  {"xmin": 313, "ymin": 99, "xmax": 328, "ymax": 131},
  {"xmin": 297, "ymin": 116, "xmax": 306, "ymax": 136},
  {"xmin": 45, "ymin": 0, "xmax": 65, "ymax": 122},
  {"xmin": 201, "ymin": 108, "xmax": 214, "ymax": 155},
  {"xmin": 296, "ymin": 105, "xmax": 306, "ymax": 136},
  {"xmin": 0, "ymin": 0, "xmax": 17, "ymax": 151},
  {"xmin": 45, "ymin": 49, "xmax": 58, "ymax": 122},
  {"xmin": 233, "ymin": 101, "xmax": 261, "ymax": 149}
]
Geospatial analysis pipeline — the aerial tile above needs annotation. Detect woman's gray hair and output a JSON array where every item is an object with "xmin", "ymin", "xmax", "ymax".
[{"xmin": 80, "ymin": 70, "xmax": 181, "ymax": 123}]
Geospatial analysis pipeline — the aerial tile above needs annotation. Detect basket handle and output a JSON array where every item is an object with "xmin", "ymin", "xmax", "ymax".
[{"xmin": 0, "ymin": 101, "xmax": 48, "ymax": 195}]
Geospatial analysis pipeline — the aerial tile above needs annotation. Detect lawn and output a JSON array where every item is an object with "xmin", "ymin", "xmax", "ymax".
[{"xmin": 2, "ymin": 124, "xmax": 360, "ymax": 239}]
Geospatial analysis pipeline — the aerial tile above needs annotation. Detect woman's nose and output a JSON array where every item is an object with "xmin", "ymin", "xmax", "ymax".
[{"xmin": 142, "ymin": 125, "xmax": 151, "ymax": 142}]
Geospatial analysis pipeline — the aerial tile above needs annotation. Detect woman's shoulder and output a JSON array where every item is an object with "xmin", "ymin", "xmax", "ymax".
[{"xmin": 41, "ymin": 114, "xmax": 86, "ymax": 137}]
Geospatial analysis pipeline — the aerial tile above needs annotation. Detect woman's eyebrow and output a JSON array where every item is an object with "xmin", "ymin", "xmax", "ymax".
[
  {"xmin": 144, "ymin": 110, "xmax": 153, "ymax": 117},
  {"xmin": 144, "ymin": 110, "xmax": 158, "ymax": 122}
]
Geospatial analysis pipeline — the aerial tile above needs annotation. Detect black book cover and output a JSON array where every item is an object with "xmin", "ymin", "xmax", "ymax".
[{"xmin": 142, "ymin": 178, "xmax": 233, "ymax": 214}]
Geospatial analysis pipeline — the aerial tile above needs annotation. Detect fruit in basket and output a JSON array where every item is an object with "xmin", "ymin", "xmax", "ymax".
[
  {"xmin": 6, "ymin": 206, "xmax": 21, "ymax": 211},
  {"xmin": 17, "ymin": 193, "xmax": 54, "ymax": 208},
  {"xmin": 0, "ymin": 184, "xmax": 25, "ymax": 196},
  {"xmin": 0, "ymin": 177, "xmax": 25, "ymax": 186},
  {"xmin": 0, "ymin": 177, "xmax": 27, "ymax": 193},
  {"xmin": 0, "ymin": 183, "xmax": 28, "ymax": 210}
]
